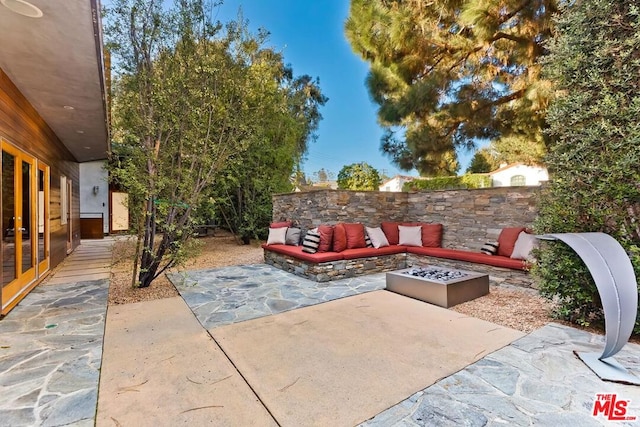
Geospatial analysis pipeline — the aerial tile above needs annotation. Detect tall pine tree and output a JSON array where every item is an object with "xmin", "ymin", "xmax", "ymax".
[{"xmin": 345, "ymin": 0, "xmax": 557, "ymax": 175}]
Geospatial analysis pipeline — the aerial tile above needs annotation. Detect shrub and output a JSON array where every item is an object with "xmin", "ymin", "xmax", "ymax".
[
  {"xmin": 535, "ymin": 0, "xmax": 640, "ymax": 332},
  {"xmin": 402, "ymin": 174, "xmax": 491, "ymax": 191}
]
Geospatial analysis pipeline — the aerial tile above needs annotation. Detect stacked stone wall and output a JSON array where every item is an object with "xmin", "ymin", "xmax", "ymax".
[
  {"xmin": 264, "ymin": 250, "xmax": 406, "ymax": 282},
  {"xmin": 273, "ymin": 187, "xmax": 539, "ymax": 250},
  {"xmin": 272, "ymin": 190, "xmax": 408, "ymax": 232},
  {"xmin": 406, "ymin": 187, "xmax": 538, "ymax": 251}
]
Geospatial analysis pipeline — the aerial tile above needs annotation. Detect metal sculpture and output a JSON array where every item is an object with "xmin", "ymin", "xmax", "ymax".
[{"xmin": 537, "ymin": 232, "xmax": 639, "ymax": 384}]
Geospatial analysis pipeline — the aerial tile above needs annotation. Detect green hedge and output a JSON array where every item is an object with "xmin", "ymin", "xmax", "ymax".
[
  {"xmin": 534, "ymin": 0, "xmax": 640, "ymax": 333},
  {"xmin": 402, "ymin": 174, "xmax": 491, "ymax": 191}
]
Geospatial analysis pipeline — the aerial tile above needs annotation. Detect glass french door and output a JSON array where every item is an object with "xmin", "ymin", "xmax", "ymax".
[
  {"xmin": 2, "ymin": 141, "xmax": 47, "ymax": 312},
  {"xmin": 37, "ymin": 162, "xmax": 50, "ymax": 275}
]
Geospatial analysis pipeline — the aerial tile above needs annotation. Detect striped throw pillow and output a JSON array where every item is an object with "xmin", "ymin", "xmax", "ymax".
[
  {"xmin": 302, "ymin": 230, "xmax": 321, "ymax": 253},
  {"xmin": 365, "ymin": 232, "xmax": 374, "ymax": 248},
  {"xmin": 480, "ymin": 242, "xmax": 499, "ymax": 255}
]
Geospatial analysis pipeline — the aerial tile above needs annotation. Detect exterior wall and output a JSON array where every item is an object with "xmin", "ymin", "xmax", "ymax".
[
  {"xmin": 273, "ymin": 187, "xmax": 539, "ymax": 251},
  {"xmin": 405, "ymin": 187, "xmax": 538, "ymax": 251},
  {"xmin": 79, "ymin": 161, "xmax": 109, "ymax": 234},
  {"xmin": 490, "ymin": 164, "xmax": 549, "ymax": 187},
  {"xmin": 272, "ymin": 190, "xmax": 409, "ymax": 230},
  {"xmin": 0, "ymin": 69, "xmax": 80, "ymax": 269}
]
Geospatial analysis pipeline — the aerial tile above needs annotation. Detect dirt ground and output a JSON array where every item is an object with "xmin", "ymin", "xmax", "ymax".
[
  {"xmin": 108, "ymin": 230, "xmax": 263, "ymax": 305},
  {"xmin": 108, "ymin": 231, "xmax": 558, "ymax": 334}
]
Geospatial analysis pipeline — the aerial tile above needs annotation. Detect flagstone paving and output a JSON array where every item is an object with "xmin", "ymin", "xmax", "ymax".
[
  {"xmin": 0, "ymin": 239, "xmax": 112, "ymax": 426},
  {"xmin": 167, "ymin": 264, "xmax": 387, "ymax": 329},
  {"xmin": 0, "ymin": 279, "xmax": 108, "ymax": 426},
  {"xmin": 362, "ymin": 323, "xmax": 640, "ymax": 427}
]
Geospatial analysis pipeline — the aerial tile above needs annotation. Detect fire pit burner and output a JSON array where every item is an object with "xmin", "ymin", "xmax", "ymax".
[
  {"xmin": 386, "ymin": 265, "xmax": 489, "ymax": 308},
  {"xmin": 403, "ymin": 267, "xmax": 469, "ymax": 282}
]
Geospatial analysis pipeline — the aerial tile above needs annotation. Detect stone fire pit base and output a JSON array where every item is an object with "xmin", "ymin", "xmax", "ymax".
[{"xmin": 386, "ymin": 266, "xmax": 489, "ymax": 308}]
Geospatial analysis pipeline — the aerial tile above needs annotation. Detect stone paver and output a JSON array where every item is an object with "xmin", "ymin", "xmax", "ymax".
[
  {"xmin": 168, "ymin": 264, "xmax": 386, "ymax": 329},
  {"xmin": 0, "ymin": 239, "xmax": 112, "ymax": 426},
  {"xmin": 361, "ymin": 323, "xmax": 640, "ymax": 426},
  {"xmin": 0, "ymin": 279, "xmax": 108, "ymax": 426}
]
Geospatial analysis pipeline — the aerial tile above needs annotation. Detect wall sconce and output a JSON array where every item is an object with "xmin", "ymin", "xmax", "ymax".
[{"xmin": 93, "ymin": 186, "xmax": 100, "ymax": 195}]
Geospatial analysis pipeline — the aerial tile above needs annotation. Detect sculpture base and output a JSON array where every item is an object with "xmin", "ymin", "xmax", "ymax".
[{"xmin": 576, "ymin": 351, "xmax": 640, "ymax": 385}]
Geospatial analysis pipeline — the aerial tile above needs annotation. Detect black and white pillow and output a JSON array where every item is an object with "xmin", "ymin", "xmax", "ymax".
[
  {"xmin": 365, "ymin": 232, "xmax": 374, "ymax": 248},
  {"xmin": 480, "ymin": 242, "xmax": 499, "ymax": 255},
  {"xmin": 302, "ymin": 229, "xmax": 321, "ymax": 253}
]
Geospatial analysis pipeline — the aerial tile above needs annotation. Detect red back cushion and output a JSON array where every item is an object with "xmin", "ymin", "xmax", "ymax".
[
  {"xmin": 332, "ymin": 223, "xmax": 347, "ymax": 252},
  {"xmin": 317, "ymin": 225, "xmax": 334, "ymax": 253},
  {"xmin": 270, "ymin": 221, "xmax": 292, "ymax": 228},
  {"xmin": 381, "ymin": 222, "xmax": 401, "ymax": 246},
  {"xmin": 497, "ymin": 227, "xmax": 527, "ymax": 257},
  {"xmin": 343, "ymin": 223, "xmax": 366, "ymax": 249},
  {"xmin": 420, "ymin": 223, "xmax": 443, "ymax": 247}
]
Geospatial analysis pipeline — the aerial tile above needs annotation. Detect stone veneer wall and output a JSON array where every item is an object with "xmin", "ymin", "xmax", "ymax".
[
  {"xmin": 272, "ymin": 190, "xmax": 408, "ymax": 230},
  {"xmin": 273, "ymin": 187, "xmax": 539, "ymax": 251},
  {"xmin": 406, "ymin": 188, "xmax": 539, "ymax": 250}
]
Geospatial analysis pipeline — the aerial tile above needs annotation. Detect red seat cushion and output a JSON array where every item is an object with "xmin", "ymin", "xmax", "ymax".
[
  {"xmin": 333, "ymin": 223, "xmax": 347, "ymax": 252},
  {"xmin": 381, "ymin": 222, "xmax": 401, "ymax": 246},
  {"xmin": 343, "ymin": 223, "xmax": 366, "ymax": 249},
  {"xmin": 497, "ymin": 227, "xmax": 527, "ymax": 257},
  {"xmin": 341, "ymin": 245, "xmax": 407, "ymax": 260},
  {"xmin": 406, "ymin": 247, "xmax": 528, "ymax": 270},
  {"xmin": 317, "ymin": 225, "xmax": 334, "ymax": 253},
  {"xmin": 262, "ymin": 244, "xmax": 343, "ymax": 263}
]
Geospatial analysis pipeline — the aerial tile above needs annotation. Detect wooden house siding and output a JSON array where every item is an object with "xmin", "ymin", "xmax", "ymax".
[{"xmin": 0, "ymin": 68, "xmax": 81, "ymax": 270}]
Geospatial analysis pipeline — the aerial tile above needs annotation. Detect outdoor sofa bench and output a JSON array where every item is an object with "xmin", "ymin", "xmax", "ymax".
[{"xmin": 262, "ymin": 223, "xmax": 535, "ymax": 288}]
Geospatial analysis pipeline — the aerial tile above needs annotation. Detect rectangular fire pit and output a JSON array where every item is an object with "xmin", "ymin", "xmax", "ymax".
[{"xmin": 386, "ymin": 266, "xmax": 489, "ymax": 308}]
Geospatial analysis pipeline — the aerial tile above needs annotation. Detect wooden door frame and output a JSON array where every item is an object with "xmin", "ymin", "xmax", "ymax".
[
  {"xmin": 66, "ymin": 178, "xmax": 72, "ymax": 253},
  {"xmin": 37, "ymin": 162, "xmax": 50, "ymax": 275},
  {"xmin": 1, "ymin": 140, "xmax": 37, "ymax": 313}
]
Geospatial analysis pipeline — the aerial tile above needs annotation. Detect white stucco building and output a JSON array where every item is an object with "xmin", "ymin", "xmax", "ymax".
[
  {"xmin": 489, "ymin": 163, "xmax": 548, "ymax": 187},
  {"xmin": 79, "ymin": 161, "xmax": 110, "ymax": 235},
  {"xmin": 379, "ymin": 175, "xmax": 416, "ymax": 192}
]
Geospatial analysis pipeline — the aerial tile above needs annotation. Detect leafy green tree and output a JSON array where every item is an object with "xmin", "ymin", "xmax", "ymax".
[
  {"xmin": 345, "ymin": 0, "xmax": 556, "ymax": 175},
  {"xmin": 534, "ymin": 0, "xmax": 640, "ymax": 331},
  {"xmin": 466, "ymin": 148, "xmax": 498, "ymax": 173},
  {"xmin": 212, "ymin": 62, "xmax": 327, "ymax": 243},
  {"xmin": 337, "ymin": 162, "xmax": 381, "ymax": 190},
  {"xmin": 106, "ymin": 0, "xmax": 325, "ymax": 286}
]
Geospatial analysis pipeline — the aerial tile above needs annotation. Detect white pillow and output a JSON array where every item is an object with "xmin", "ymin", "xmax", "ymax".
[
  {"xmin": 365, "ymin": 226, "xmax": 389, "ymax": 248},
  {"xmin": 510, "ymin": 231, "xmax": 538, "ymax": 260},
  {"xmin": 266, "ymin": 227, "xmax": 288, "ymax": 245},
  {"xmin": 398, "ymin": 225, "xmax": 422, "ymax": 247}
]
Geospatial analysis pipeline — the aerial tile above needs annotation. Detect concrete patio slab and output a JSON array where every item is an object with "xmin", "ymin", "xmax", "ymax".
[
  {"xmin": 212, "ymin": 290, "xmax": 524, "ymax": 427},
  {"xmin": 96, "ymin": 296, "xmax": 277, "ymax": 427}
]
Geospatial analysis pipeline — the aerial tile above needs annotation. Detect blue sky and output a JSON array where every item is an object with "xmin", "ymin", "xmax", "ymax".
[
  {"xmin": 123, "ymin": 1, "xmax": 478, "ymax": 179},
  {"xmin": 214, "ymin": 1, "xmax": 416, "ymax": 180}
]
